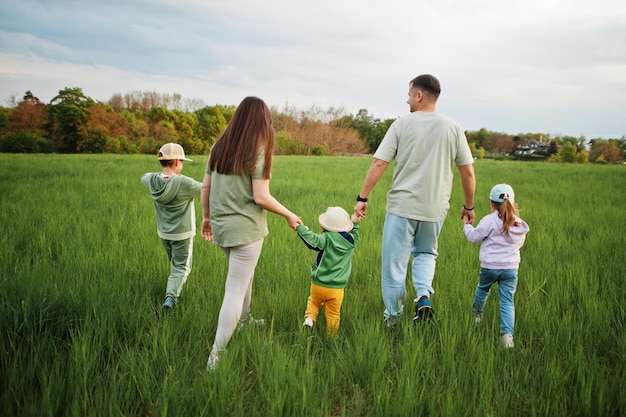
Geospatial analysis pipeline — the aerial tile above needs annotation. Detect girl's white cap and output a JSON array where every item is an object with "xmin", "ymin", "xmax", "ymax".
[{"xmin": 489, "ymin": 184, "xmax": 515, "ymax": 203}]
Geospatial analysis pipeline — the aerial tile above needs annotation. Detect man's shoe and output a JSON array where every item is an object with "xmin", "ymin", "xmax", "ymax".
[
  {"xmin": 413, "ymin": 296, "xmax": 434, "ymax": 323},
  {"xmin": 383, "ymin": 316, "xmax": 398, "ymax": 328},
  {"xmin": 502, "ymin": 333, "xmax": 514, "ymax": 348}
]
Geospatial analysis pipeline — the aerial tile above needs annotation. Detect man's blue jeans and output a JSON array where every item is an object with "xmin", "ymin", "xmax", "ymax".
[
  {"xmin": 381, "ymin": 212, "xmax": 442, "ymax": 321},
  {"xmin": 472, "ymin": 268, "xmax": 518, "ymax": 335}
]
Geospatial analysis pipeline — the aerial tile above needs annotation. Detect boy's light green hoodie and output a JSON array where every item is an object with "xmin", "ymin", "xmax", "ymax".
[{"xmin": 141, "ymin": 173, "xmax": 202, "ymax": 240}]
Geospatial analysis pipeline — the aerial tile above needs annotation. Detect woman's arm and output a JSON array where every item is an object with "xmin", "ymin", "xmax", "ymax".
[
  {"xmin": 200, "ymin": 173, "xmax": 212, "ymax": 241},
  {"xmin": 252, "ymin": 178, "xmax": 300, "ymax": 229}
]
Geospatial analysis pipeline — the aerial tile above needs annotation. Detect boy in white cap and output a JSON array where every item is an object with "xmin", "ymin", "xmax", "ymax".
[
  {"xmin": 141, "ymin": 143, "xmax": 202, "ymax": 314},
  {"xmin": 463, "ymin": 183, "xmax": 530, "ymax": 348},
  {"xmin": 296, "ymin": 206, "xmax": 362, "ymax": 335}
]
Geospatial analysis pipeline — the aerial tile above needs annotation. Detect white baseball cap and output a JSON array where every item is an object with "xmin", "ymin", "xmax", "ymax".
[
  {"xmin": 318, "ymin": 206, "xmax": 353, "ymax": 232},
  {"xmin": 157, "ymin": 142, "xmax": 192, "ymax": 161},
  {"xmin": 489, "ymin": 184, "xmax": 515, "ymax": 203}
]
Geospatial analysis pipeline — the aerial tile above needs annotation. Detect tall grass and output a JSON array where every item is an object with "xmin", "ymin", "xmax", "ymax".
[{"xmin": 0, "ymin": 154, "xmax": 624, "ymax": 416}]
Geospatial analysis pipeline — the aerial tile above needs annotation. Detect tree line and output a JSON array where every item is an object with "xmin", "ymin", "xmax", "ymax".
[{"xmin": 1, "ymin": 88, "xmax": 624, "ymax": 164}]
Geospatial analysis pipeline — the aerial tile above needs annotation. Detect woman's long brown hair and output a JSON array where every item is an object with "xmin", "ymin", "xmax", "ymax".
[{"xmin": 209, "ymin": 96, "xmax": 275, "ymax": 178}]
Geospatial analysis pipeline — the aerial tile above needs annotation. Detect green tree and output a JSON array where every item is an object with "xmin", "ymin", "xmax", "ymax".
[
  {"xmin": 467, "ymin": 128, "xmax": 490, "ymax": 150},
  {"xmin": 552, "ymin": 142, "xmax": 588, "ymax": 164},
  {"xmin": 349, "ymin": 109, "xmax": 393, "ymax": 153},
  {"xmin": 0, "ymin": 106, "xmax": 11, "ymax": 139},
  {"xmin": 554, "ymin": 142, "xmax": 576, "ymax": 163},
  {"xmin": 0, "ymin": 130, "xmax": 54, "ymax": 153},
  {"xmin": 469, "ymin": 141, "xmax": 477, "ymax": 157},
  {"xmin": 589, "ymin": 138, "xmax": 625, "ymax": 163},
  {"xmin": 47, "ymin": 87, "xmax": 95, "ymax": 153},
  {"xmin": 171, "ymin": 109, "xmax": 204, "ymax": 154},
  {"xmin": 194, "ymin": 105, "xmax": 232, "ymax": 148}
]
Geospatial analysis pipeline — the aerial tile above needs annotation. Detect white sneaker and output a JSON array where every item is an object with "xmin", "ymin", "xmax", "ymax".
[
  {"xmin": 502, "ymin": 333, "xmax": 514, "ymax": 348},
  {"xmin": 206, "ymin": 351, "xmax": 219, "ymax": 371},
  {"xmin": 303, "ymin": 317, "xmax": 314, "ymax": 327},
  {"xmin": 475, "ymin": 315, "xmax": 482, "ymax": 324},
  {"xmin": 238, "ymin": 316, "xmax": 265, "ymax": 331}
]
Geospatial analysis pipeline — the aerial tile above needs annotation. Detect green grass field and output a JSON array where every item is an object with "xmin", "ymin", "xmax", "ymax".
[{"xmin": 1, "ymin": 154, "xmax": 624, "ymax": 416}]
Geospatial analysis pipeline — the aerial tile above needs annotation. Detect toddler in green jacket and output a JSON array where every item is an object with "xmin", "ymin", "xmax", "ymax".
[
  {"xmin": 142, "ymin": 143, "xmax": 202, "ymax": 314},
  {"xmin": 296, "ymin": 206, "xmax": 361, "ymax": 335}
]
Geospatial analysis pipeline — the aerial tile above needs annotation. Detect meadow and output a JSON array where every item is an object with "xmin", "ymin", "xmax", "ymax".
[{"xmin": 0, "ymin": 153, "xmax": 624, "ymax": 417}]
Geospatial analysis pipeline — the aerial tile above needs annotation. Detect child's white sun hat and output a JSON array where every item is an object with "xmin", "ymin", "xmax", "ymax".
[{"xmin": 318, "ymin": 206, "xmax": 353, "ymax": 232}]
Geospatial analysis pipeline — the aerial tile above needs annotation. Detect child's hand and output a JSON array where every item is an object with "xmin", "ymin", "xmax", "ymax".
[
  {"xmin": 351, "ymin": 213, "xmax": 363, "ymax": 223},
  {"xmin": 462, "ymin": 214, "xmax": 470, "ymax": 224}
]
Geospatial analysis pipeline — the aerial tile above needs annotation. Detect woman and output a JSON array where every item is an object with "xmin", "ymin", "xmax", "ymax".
[{"xmin": 201, "ymin": 96, "xmax": 300, "ymax": 370}]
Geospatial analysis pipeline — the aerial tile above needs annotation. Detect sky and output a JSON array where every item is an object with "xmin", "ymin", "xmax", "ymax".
[{"xmin": 1, "ymin": 0, "xmax": 625, "ymax": 140}]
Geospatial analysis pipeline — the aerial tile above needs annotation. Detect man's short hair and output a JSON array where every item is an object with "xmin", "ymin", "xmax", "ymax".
[{"xmin": 410, "ymin": 74, "xmax": 441, "ymax": 98}]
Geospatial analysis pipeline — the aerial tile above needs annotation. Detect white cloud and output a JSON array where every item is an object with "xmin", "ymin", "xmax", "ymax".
[{"xmin": 0, "ymin": 0, "xmax": 625, "ymax": 138}]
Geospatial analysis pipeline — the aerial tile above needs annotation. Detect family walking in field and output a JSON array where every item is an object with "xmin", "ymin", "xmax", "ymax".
[{"xmin": 141, "ymin": 74, "xmax": 529, "ymax": 371}]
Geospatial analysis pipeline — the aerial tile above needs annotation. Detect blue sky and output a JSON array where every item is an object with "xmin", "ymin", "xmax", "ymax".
[{"xmin": 1, "ymin": 0, "xmax": 625, "ymax": 139}]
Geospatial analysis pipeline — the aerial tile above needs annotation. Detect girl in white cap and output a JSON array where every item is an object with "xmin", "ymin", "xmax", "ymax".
[
  {"xmin": 296, "ymin": 206, "xmax": 362, "ymax": 335},
  {"xmin": 462, "ymin": 184, "xmax": 530, "ymax": 348}
]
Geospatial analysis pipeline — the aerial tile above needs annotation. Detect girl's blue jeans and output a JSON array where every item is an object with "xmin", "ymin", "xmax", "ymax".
[{"xmin": 472, "ymin": 268, "xmax": 518, "ymax": 335}]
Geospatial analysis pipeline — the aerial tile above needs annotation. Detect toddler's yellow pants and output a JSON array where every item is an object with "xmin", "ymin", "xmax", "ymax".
[{"xmin": 304, "ymin": 282, "xmax": 345, "ymax": 335}]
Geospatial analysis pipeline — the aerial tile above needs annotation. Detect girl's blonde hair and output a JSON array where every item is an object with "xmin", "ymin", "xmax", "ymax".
[{"xmin": 492, "ymin": 199, "xmax": 520, "ymax": 236}]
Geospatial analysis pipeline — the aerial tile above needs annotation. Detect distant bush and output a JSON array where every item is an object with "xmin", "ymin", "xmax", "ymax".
[
  {"xmin": 0, "ymin": 131, "xmax": 54, "ymax": 153},
  {"xmin": 310, "ymin": 144, "xmax": 329, "ymax": 156}
]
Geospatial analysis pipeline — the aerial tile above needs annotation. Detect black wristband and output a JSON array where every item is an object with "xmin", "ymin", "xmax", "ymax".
[
  {"xmin": 357, "ymin": 195, "xmax": 368, "ymax": 203},
  {"xmin": 463, "ymin": 205, "xmax": 474, "ymax": 211}
]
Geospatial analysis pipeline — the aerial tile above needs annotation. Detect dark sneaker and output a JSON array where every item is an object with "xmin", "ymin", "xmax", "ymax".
[
  {"xmin": 413, "ymin": 296, "xmax": 434, "ymax": 322},
  {"xmin": 161, "ymin": 297, "xmax": 175, "ymax": 314}
]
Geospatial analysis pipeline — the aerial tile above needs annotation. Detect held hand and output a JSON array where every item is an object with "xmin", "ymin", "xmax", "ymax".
[
  {"xmin": 285, "ymin": 213, "xmax": 302, "ymax": 230},
  {"xmin": 461, "ymin": 208, "xmax": 475, "ymax": 225},
  {"xmin": 351, "ymin": 213, "xmax": 363, "ymax": 223},
  {"xmin": 201, "ymin": 218, "xmax": 213, "ymax": 241},
  {"xmin": 354, "ymin": 201, "xmax": 367, "ymax": 219}
]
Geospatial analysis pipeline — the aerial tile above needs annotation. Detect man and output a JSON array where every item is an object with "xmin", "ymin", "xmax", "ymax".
[{"xmin": 354, "ymin": 74, "xmax": 476, "ymax": 326}]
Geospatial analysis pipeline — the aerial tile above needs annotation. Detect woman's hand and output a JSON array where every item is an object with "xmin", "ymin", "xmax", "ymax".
[
  {"xmin": 285, "ymin": 212, "xmax": 302, "ymax": 230},
  {"xmin": 201, "ymin": 218, "xmax": 213, "ymax": 241}
]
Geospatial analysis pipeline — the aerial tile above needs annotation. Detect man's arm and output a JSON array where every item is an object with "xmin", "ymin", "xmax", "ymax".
[
  {"xmin": 355, "ymin": 158, "xmax": 389, "ymax": 217},
  {"xmin": 457, "ymin": 163, "xmax": 476, "ymax": 224}
]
